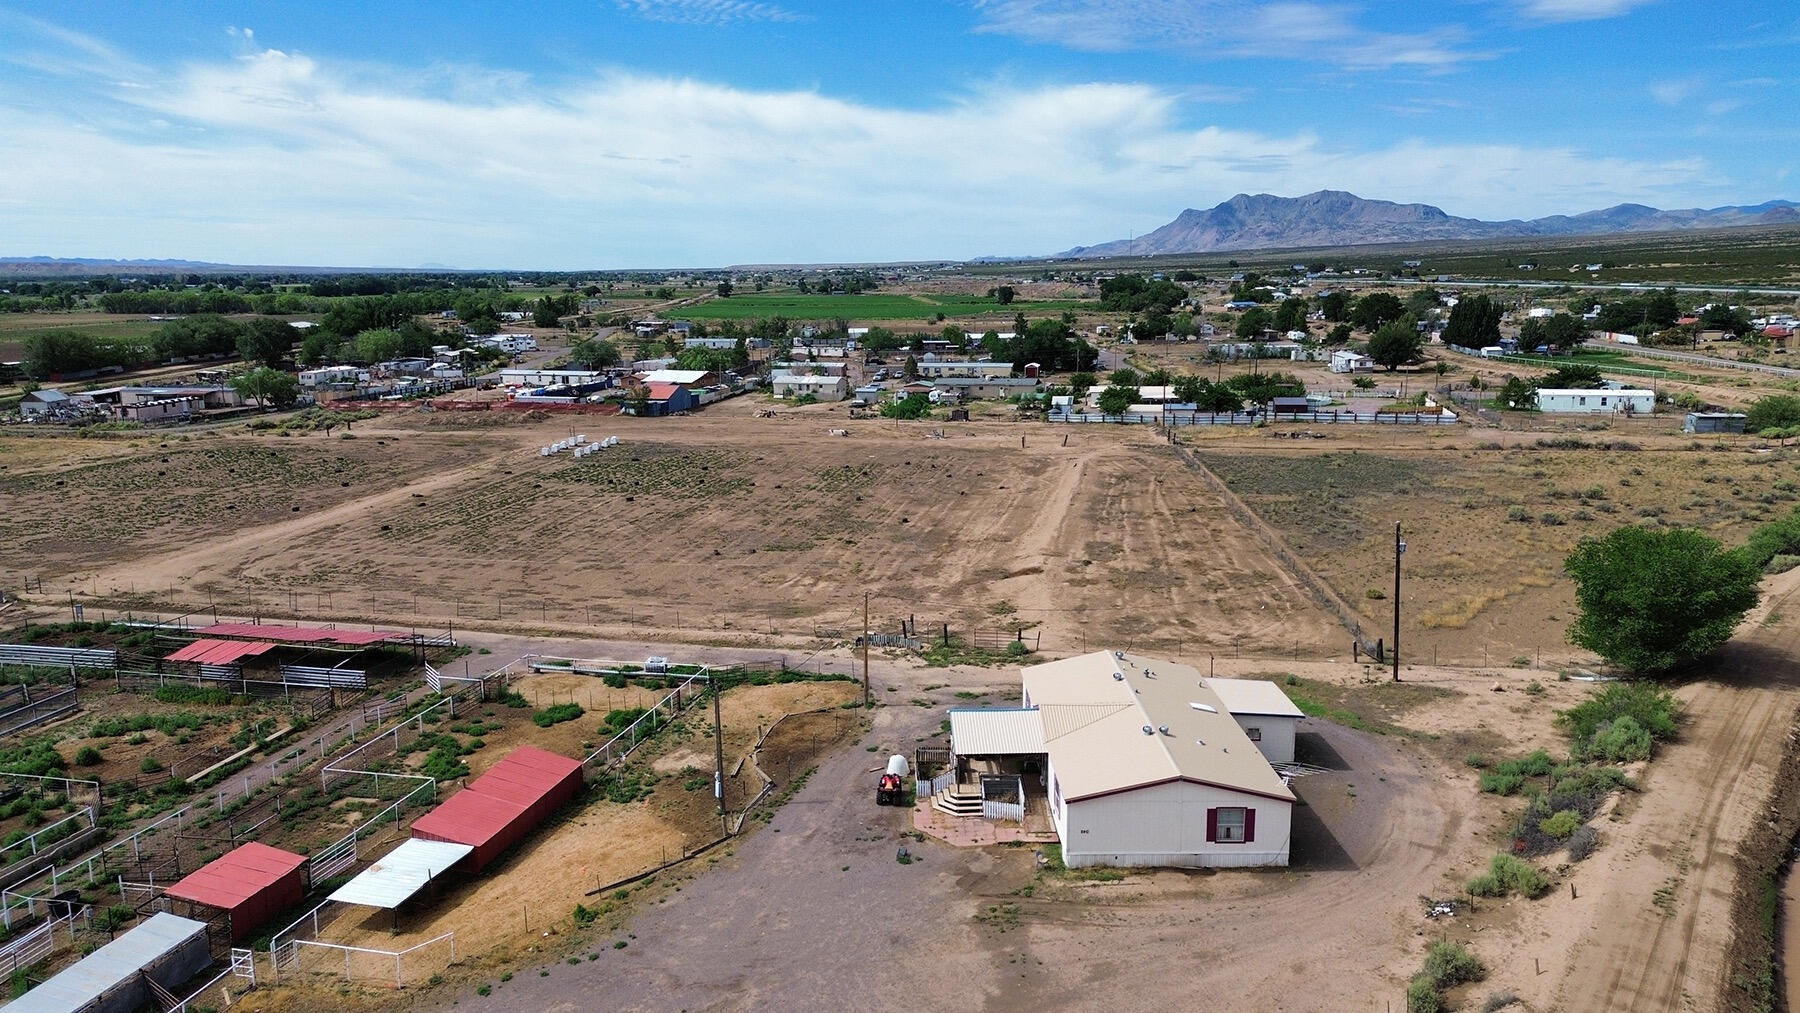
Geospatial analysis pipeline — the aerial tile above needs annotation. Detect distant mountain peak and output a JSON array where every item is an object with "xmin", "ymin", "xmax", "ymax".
[{"xmin": 1058, "ymin": 192, "xmax": 1799, "ymax": 257}]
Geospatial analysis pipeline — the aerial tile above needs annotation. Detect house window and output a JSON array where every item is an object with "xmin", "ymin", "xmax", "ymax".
[
  {"xmin": 1245, "ymin": 727, "xmax": 1261, "ymax": 742},
  {"xmin": 1207, "ymin": 806, "xmax": 1255, "ymax": 844},
  {"xmin": 1215, "ymin": 807, "xmax": 1247, "ymax": 842}
]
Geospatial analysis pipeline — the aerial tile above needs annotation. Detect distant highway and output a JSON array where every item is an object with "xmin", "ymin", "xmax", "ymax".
[{"xmin": 1378, "ymin": 277, "xmax": 1800, "ymax": 298}]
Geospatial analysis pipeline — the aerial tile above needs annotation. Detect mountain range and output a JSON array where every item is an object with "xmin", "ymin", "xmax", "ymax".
[{"xmin": 1058, "ymin": 190, "xmax": 1800, "ymax": 258}]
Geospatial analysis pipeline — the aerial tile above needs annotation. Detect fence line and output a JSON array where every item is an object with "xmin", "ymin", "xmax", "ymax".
[
  {"xmin": 580, "ymin": 671, "xmax": 707, "ymax": 772},
  {"xmin": 0, "ymin": 644, "xmax": 114, "ymax": 670},
  {"xmin": 1172, "ymin": 444, "xmax": 1379, "ymax": 656}
]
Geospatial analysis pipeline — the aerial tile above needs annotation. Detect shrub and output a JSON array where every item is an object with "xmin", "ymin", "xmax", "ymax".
[
  {"xmin": 1567, "ymin": 824, "xmax": 1599, "ymax": 862},
  {"xmin": 1540, "ymin": 512, "xmax": 1566, "ymax": 526},
  {"xmin": 139, "ymin": 756, "xmax": 164, "ymax": 774},
  {"xmin": 1467, "ymin": 853, "xmax": 1547, "ymax": 898},
  {"xmin": 1464, "ymin": 753, "xmax": 1487, "ymax": 769},
  {"xmin": 74, "ymin": 746, "xmax": 103, "ymax": 767},
  {"xmin": 533, "ymin": 703, "xmax": 585, "ymax": 728},
  {"xmin": 1004, "ymin": 640, "xmax": 1030, "ymax": 657},
  {"xmin": 496, "ymin": 690, "xmax": 529, "ymax": 708},
  {"xmin": 572, "ymin": 904, "xmax": 597, "ymax": 926},
  {"xmin": 1483, "ymin": 990, "xmax": 1521, "ymax": 1012},
  {"xmin": 1538, "ymin": 809, "xmax": 1583, "ymax": 839},
  {"xmin": 1477, "ymin": 771, "xmax": 1524, "ymax": 795},
  {"xmin": 1407, "ymin": 976, "xmax": 1443, "ymax": 1013},
  {"xmin": 1589, "ymin": 715, "xmax": 1653, "ymax": 762},
  {"xmin": 1422, "ymin": 941, "xmax": 1486, "ymax": 988},
  {"xmin": 1506, "ymin": 506, "xmax": 1532, "ymax": 522},
  {"xmin": 1557, "ymin": 683, "xmax": 1678, "ymax": 756}
]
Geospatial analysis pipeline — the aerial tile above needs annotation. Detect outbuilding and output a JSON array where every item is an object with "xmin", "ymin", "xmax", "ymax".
[
  {"xmin": 11, "ymin": 913, "xmax": 211, "ymax": 1013},
  {"xmin": 409, "ymin": 746, "xmax": 583, "ymax": 872},
  {"xmin": 163, "ymin": 841, "xmax": 308, "ymax": 943},
  {"xmin": 1684, "ymin": 411, "xmax": 1747, "ymax": 434}
]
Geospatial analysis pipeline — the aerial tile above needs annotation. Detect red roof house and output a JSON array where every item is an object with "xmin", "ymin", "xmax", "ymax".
[{"xmin": 163, "ymin": 842, "xmax": 308, "ymax": 943}]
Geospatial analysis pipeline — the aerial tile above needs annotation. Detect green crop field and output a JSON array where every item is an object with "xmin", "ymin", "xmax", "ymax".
[{"xmin": 675, "ymin": 292, "xmax": 1091, "ymax": 321}]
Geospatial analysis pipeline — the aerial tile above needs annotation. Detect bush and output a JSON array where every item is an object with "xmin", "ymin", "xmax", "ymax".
[
  {"xmin": 1567, "ymin": 824, "xmax": 1598, "ymax": 861},
  {"xmin": 1004, "ymin": 641, "xmax": 1030, "ymax": 657},
  {"xmin": 1407, "ymin": 976, "xmax": 1443, "ymax": 1013},
  {"xmin": 74, "ymin": 746, "xmax": 103, "ymax": 767},
  {"xmin": 1467, "ymin": 853, "xmax": 1548, "ymax": 898},
  {"xmin": 1557, "ymin": 683, "xmax": 1678, "ymax": 757},
  {"xmin": 139, "ymin": 756, "xmax": 164, "ymax": 774},
  {"xmin": 1538, "ymin": 809, "xmax": 1583, "ymax": 839},
  {"xmin": 572, "ymin": 903, "xmax": 597, "ymax": 926},
  {"xmin": 1589, "ymin": 715, "xmax": 1653, "ymax": 762},
  {"xmin": 497, "ymin": 690, "xmax": 529, "ymax": 708},
  {"xmin": 1483, "ymin": 990, "xmax": 1521, "ymax": 1012},
  {"xmin": 1422, "ymin": 941, "xmax": 1485, "ymax": 988},
  {"xmin": 533, "ymin": 703, "xmax": 585, "ymax": 728}
]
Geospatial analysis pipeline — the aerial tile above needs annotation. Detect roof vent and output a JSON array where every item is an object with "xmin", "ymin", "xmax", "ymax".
[
  {"xmin": 1142, "ymin": 725, "xmax": 1154, "ymax": 735},
  {"xmin": 1194, "ymin": 739, "xmax": 1205, "ymax": 746},
  {"xmin": 1113, "ymin": 650, "xmax": 1126, "ymax": 660},
  {"xmin": 1112, "ymin": 672, "xmax": 1124, "ymax": 681},
  {"xmin": 1189, "ymin": 702, "xmax": 1217, "ymax": 713},
  {"xmin": 1144, "ymin": 669, "xmax": 1155, "ymax": 678},
  {"xmin": 1157, "ymin": 725, "xmax": 1170, "ymax": 735}
]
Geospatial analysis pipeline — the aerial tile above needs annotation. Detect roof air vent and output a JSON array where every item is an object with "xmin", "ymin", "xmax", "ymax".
[
  {"xmin": 1114, "ymin": 651, "xmax": 1126, "ymax": 660},
  {"xmin": 1189, "ymin": 702, "xmax": 1217, "ymax": 713},
  {"xmin": 1194, "ymin": 739, "xmax": 1205, "ymax": 746},
  {"xmin": 1142, "ymin": 725, "xmax": 1154, "ymax": 735},
  {"xmin": 1112, "ymin": 672, "xmax": 1124, "ymax": 681},
  {"xmin": 1157, "ymin": 725, "xmax": 1170, "ymax": 735},
  {"xmin": 1144, "ymin": 669, "xmax": 1155, "ymax": 678}
]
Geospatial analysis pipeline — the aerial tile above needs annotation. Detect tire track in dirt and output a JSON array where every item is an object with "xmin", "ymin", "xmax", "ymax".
[{"xmin": 1551, "ymin": 597, "xmax": 1800, "ymax": 1012}]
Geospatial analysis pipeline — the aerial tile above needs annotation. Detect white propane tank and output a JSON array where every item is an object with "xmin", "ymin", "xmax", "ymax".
[{"xmin": 885, "ymin": 754, "xmax": 909, "ymax": 778}]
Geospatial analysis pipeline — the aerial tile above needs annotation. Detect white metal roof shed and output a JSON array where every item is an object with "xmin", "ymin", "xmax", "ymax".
[
  {"xmin": 10, "ymin": 913, "xmax": 208, "ymax": 1013},
  {"xmin": 328, "ymin": 839, "xmax": 474, "ymax": 909},
  {"xmin": 950, "ymin": 709, "xmax": 1045, "ymax": 755}
]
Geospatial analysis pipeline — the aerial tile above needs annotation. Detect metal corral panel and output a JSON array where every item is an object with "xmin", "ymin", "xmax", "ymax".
[
  {"xmin": 10, "ymin": 913, "xmax": 209, "ymax": 1013},
  {"xmin": 328, "ymin": 839, "xmax": 473, "ymax": 909},
  {"xmin": 949, "ymin": 709, "xmax": 1045, "ymax": 756}
]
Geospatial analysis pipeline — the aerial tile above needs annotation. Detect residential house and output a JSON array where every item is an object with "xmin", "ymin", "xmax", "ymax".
[
  {"xmin": 770, "ymin": 374, "xmax": 848, "ymax": 401},
  {"xmin": 1535, "ymin": 388, "xmax": 1655, "ymax": 415},
  {"xmin": 1330, "ymin": 349, "xmax": 1376, "ymax": 373}
]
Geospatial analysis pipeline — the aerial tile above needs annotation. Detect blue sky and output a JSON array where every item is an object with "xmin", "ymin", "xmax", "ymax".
[{"xmin": 1, "ymin": 1, "xmax": 1794, "ymax": 268}]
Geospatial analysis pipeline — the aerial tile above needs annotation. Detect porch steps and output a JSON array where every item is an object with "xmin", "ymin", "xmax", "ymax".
[{"xmin": 932, "ymin": 789, "xmax": 983, "ymax": 818}]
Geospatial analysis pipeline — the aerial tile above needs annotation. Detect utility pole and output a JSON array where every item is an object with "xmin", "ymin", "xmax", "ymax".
[
  {"xmin": 861, "ymin": 592, "xmax": 872, "ymax": 707},
  {"xmin": 711, "ymin": 671, "xmax": 725, "ymax": 810},
  {"xmin": 1393, "ymin": 521, "xmax": 1406, "ymax": 682}
]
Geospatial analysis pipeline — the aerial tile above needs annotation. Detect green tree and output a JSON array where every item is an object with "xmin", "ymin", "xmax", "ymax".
[
  {"xmin": 237, "ymin": 318, "xmax": 298, "ymax": 368},
  {"xmin": 1326, "ymin": 322, "xmax": 1353, "ymax": 345},
  {"xmin": 1441, "ymin": 294, "xmax": 1502, "ymax": 348},
  {"xmin": 715, "ymin": 280, "xmax": 734, "ymax": 298},
  {"xmin": 880, "ymin": 392, "xmax": 932, "ymax": 419},
  {"xmin": 1193, "ymin": 383, "xmax": 1244, "ymax": 413},
  {"xmin": 1367, "ymin": 321, "xmax": 1423, "ymax": 370},
  {"xmin": 1272, "ymin": 297, "xmax": 1309, "ymax": 333},
  {"xmin": 231, "ymin": 366, "xmax": 301, "ymax": 409},
  {"xmin": 297, "ymin": 330, "xmax": 344, "ymax": 367},
  {"xmin": 1746, "ymin": 394, "xmax": 1800, "ymax": 431},
  {"xmin": 567, "ymin": 338, "xmax": 622, "ymax": 370},
  {"xmin": 1564, "ymin": 526, "xmax": 1760, "ymax": 675},
  {"xmin": 1498, "ymin": 375, "xmax": 1536, "ymax": 409},
  {"xmin": 1109, "ymin": 367, "xmax": 1141, "ymax": 387},
  {"xmin": 1317, "ymin": 290, "xmax": 1351, "ymax": 322},
  {"xmin": 1096, "ymin": 385, "xmax": 1135, "ymax": 417},
  {"xmin": 153, "ymin": 314, "xmax": 244, "ymax": 360},
  {"xmin": 1350, "ymin": 292, "xmax": 1406, "ymax": 331},
  {"xmin": 1540, "ymin": 363, "xmax": 1604, "ymax": 388},
  {"xmin": 903, "ymin": 355, "xmax": 920, "ymax": 381},
  {"xmin": 355, "ymin": 328, "xmax": 406, "ymax": 364},
  {"xmin": 1404, "ymin": 287, "xmax": 1441, "ymax": 320},
  {"xmin": 1235, "ymin": 306, "xmax": 1272, "ymax": 340},
  {"xmin": 864, "ymin": 327, "xmax": 903, "ymax": 352},
  {"xmin": 1172, "ymin": 375, "xmax": 1207, "ymax": 403},
  {"xmin": 1068, "ymin": 371, "xmax": 1097, "ymax": 394},
  {"xmin": 990, "ymin": 285, "xmax": 1016, "ymax": 305},
  {"xmin": 1520, "ymin": 313, "xmax": 1591, "ymax": 349}
]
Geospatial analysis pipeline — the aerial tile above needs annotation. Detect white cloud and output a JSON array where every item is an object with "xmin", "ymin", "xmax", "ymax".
[
  {"xmin": 970, "ymin": 0, "xmax": 1485, "ymax": 70},
  {"xmin": 1516, "ymin": 0, "xmax": 1655, "ymax": 22},
  {"xmin": 0, "ymin": 47, "xmax": 1728, "ymax": 265},
  {"xmin": 613, "ymin": 0, "xmax": 805, "ymax": 26},
  {"xmin": 1649, "ymin": 76, "xmax": 1702, "ymax": 106}
]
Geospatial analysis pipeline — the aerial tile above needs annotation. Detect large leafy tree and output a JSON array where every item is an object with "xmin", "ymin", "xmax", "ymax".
[
  {"xmin": 1520, "ymin": 313, "xmax": 1591, "ymax": 349},
  {"xmin": 1564, "ymin": 526, "xmax": 1760, "ymax": 675},
  {"xmin": 1441, "ymin": 294, "xmax": 1502, "ymax": 347},
  {"xmin": 1746, "ymin": 395, "xmax": 1800, "ymax": 432},
  {"xmin": 1096, "ymin": 385, "xmax": 1135, "ymax": 417},
  {"xmin": 231, "ymin": 366, "xmax": 301, "ymax": 409},
  {"xmin": 568, "ymin": 338, "xmax": 622, "ymax": 369},
  {"xmin": 1367, "ymin": 320, "xmax": 1423, "ymax": 369},
  {"xmin": 237, "ymin": 318, "xmax": 298, "ymax": 368},
  {"xmin": 1350, "ymin": 292, "xmax": 1406, "ymax": 332}
]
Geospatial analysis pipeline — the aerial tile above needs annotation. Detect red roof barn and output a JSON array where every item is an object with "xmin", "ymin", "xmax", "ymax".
[
  {"xmin": 163, "ymin": 842, "xmax": 308, "ymax": 943},
  {"xmin": 409, "ymin": 746, "xmax": 584, "ymax": 872}
]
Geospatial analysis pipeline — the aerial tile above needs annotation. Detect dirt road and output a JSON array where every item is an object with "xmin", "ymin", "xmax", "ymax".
[{"xmin": 1530, "ymin": 572, "xmax": 1800, "ymax": 1012}]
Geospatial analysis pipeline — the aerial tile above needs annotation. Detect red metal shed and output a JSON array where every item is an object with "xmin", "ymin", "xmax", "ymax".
[
  {"xmin": 408, "ymin": 746, "xmax": 584, "ymax": 872},
  {"xmin": 163, "ymin": 842, "xmax": 307, "ymax": 943}
]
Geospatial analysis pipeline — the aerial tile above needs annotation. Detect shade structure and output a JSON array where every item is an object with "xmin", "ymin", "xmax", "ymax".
[
  {"xmin": 195, "ymin": 622, "xmax": 406, "ymax": 646},
  {"xmin": 9, "ymin": 913, "xmax": 210, "ymax": 1013},
  {"xmin": 328, "ymin": 839, "xmax": 474, "ymax": 909},
  {"xmin": 164, "ymin": 842, "xmax": 307, "ymax": 943},
  {"xmin": 165, "ymin": 638, "xmax": 277, "ymax": 665},
  {"xmin": 408, "ymin": 746, "xmax": 583, "ymax": 872}
]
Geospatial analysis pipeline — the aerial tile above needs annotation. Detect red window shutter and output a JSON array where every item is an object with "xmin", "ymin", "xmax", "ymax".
[
  {"xmin": 1205, "ymin": 808, "xmax": 1218, "ymax": 844},
  {"xmin": 1245, "ymin": 808, "xmax": 1256, "ymax": 843}
]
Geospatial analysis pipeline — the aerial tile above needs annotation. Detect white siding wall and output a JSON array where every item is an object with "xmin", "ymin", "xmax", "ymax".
[
  {"xmin": 1233, "ymin": 715, "xmax": 1298, "ymax": 765},
  {"xmin": 1062, "ymin": 780, "xmax": 1290, "ymax": 868}
]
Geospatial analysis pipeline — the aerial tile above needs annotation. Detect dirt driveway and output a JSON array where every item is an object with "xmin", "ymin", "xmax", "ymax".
[{"xmin": 456, "ymin": 703, "xmax": 1457, "ymax": 1010}]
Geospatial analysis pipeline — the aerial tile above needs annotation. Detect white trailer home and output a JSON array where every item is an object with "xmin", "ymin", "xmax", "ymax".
[{"xmin": 1535, "ymin": 388, "xmax": 1655, "ymax": 415}]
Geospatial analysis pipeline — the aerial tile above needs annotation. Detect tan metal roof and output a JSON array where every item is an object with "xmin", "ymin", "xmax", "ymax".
[
  {"xmin": 949, "ymin": 709, "xmax": 1045, "ymax": 755},
  {"xmin": 1204, "ymin": 678, "xmax": 1307, "ymax": 718},
  {"xmin": 1021, "ymin": 651, "xmax": 1295, "ymax": 804}
]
